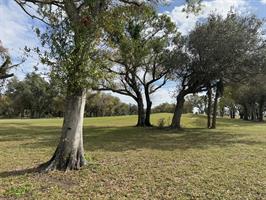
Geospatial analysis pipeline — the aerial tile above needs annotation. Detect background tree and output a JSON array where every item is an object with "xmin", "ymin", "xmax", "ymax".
[
  {"xmin": 0, "ymin": 41, "xmax": 17, "ymax": 82},
  {"xmin": 97, "ymin": 5, "xmax": 176, "ymax": 126},
  {"xmin": 170, "ymin": 13, "xmax": 264, "ymax": 129},
  {"xmin": 152, "ymin": 103, "xmax": 175, "ymax": 113},
  {"xmin": 85, "ymin": 92, "xmax": 133, "ymax": 117},
  {"xmin": 6, "ymin": 73, "xmax": 56, "ymax": 118},
  {"xmin": 185, "ymin": 94, "xmax": 206, "ymax": 114}
]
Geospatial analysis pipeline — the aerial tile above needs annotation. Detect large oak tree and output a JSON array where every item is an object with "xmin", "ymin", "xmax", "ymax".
[
  {"xmin": 170, "ymin": 13, "xmax": 264, "ymax": 129},
  {"xmin": 97, "ymin": 5, "xmax": 176, "ymax": 126}
]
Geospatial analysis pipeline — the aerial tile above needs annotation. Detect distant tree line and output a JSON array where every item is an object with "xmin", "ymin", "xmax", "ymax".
[
  {"xmin": 0, "ymin": 73, "xmax": 138, "ymax": 119},
  {"xmin": 1, "ymin": 72, "xmax": 264, "ymax": 123}
]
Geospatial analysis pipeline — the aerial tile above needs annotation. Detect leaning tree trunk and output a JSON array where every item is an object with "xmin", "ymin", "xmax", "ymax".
[
  {"xmin": 136, "ymin": 96, "xmax": 145, "ymax": 127},
  {"xmin": 171, "ymin": 91, "xmax": 186, "ymax": 129},
  {"xmin": 207, "ymin": 86, "xmax": 212, "ymax": 128},
  {"xmin": 144, "ymin": 86, "xmax": 152, "ymax": 127},
  {"xmin": 211, "ymin": 88, "xmax": 219, "ymax": 129},
  {"xmin": 39, "ymin": 88, "xmax": 87, "ymax": 171}
]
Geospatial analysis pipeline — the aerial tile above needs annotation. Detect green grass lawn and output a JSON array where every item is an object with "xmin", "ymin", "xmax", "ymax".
[{"xmin": 0, "ymin": 113, "xmax": 265, "ymax": 199}]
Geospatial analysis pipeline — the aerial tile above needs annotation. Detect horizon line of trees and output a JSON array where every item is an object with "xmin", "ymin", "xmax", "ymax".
[
  {"xmin": 0, "ymin": 73, "xmax": 140, "ymax": 119},
  {"xmin": 2, "ymin": 73, "xmax": 263, "ymax": 121}
]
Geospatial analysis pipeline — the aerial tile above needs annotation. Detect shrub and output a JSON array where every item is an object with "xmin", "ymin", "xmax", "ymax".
[{"xmin": 157, "ymin": 118, "xmax": 166, "ymax": 128}]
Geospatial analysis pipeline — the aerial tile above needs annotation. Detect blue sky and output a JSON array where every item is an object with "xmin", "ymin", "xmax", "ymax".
[{"xmin": 1, "ymin": 0, "xmax": 266, "ymax": 106}]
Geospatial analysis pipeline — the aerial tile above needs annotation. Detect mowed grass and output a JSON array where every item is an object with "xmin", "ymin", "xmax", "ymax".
[{"xmin": 0, "ymin": 113, "xmax": 265, "ymax": 200}]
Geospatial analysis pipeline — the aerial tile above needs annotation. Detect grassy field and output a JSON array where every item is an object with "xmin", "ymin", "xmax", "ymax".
[{"xmin": 0, "ymin": 113, "xmax": 265, "ymax": 200}]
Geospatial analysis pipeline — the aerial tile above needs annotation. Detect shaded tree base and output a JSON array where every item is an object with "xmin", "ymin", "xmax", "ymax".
[
  {"xmin": 135, "ymin": 123, "xmax": 153, "ymax": 127},
  {"xmin": 170, "ymin": 124, "xmax": 183, "ymax": 130},
  {"xmin": 38, "ymin": 149, "xmax": 87, "ymax": 172}
]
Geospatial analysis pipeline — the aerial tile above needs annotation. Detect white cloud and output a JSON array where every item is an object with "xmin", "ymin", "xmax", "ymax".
[
  {"xmin": 261, "ymin": 0, "xmax": 266, "ymax": 4},
  {"xmin": 150, "ymin": 84, "xmax": 175, "ymax": 107},
  {"xmin": 166, "ymin": 0, "xmax": 251, "ymax": 35},
  {"xmin": 0, "ymin": 0, "xmax": 42, "ymax": 78}
]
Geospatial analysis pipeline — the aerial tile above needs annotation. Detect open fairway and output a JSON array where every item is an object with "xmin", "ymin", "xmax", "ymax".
[{"xmin": 0, "ymin": 114, "xmax": 265, "ymax": 199}]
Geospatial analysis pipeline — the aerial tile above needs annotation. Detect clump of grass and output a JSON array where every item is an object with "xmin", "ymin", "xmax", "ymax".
[{"xmin": 157, "ymin": 116, "xmax": 171, "ymax": 128}]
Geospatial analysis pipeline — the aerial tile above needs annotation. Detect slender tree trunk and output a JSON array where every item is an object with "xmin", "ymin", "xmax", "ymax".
[
  {"xmin": 232, "ymin": 107, "xmax": 236, "ymax": 119},
  {"xmin": 220, "ymin": 106, "xmax": 225, "ymax": 118},
  {"xmin": 230, "ymin": 107, "xmax": 236, "ymax": 119},
  {"xmin": 243, "ymin": 104, "xmax": 249, "ymax": 120},
  {"xmin": 239, "ymin": 112, "xmax": 244, "ymax": 119},
  {"xmin": 230, "ymin": 109, "xmax": 233, "ymax": 119},
  {"xmin": 30, "ymin": 109, "xmax": 34, "ymax": 119},
  {"xmin": 211, "ymin": 88, "xmax": 219, "ymax": 129},
  {"xmin": 251, "ymin": 103, "xmax": 255, "ymax": 121},
  {"xmin": 171, "ymin": 91, "xmax": 186, "ymax": 129},
  {"xmin": 258, "ymin": 97, "xmax": 264, "ymax": 122},
  {"xmin": 39, "ymin": 88, "xmax": 87, "ymax": 171},
  {"xmin": 144, "ymin": 86, "xmax": 152, "ymax": 127},
  {"xmin": 21, "ymin": 108, "xmax": 24, "ymax": 119},
  {"xmin": 207, "ymin": 86, "xmax": 212, "ymax": 128},
  {"xmin": 136, "ymin": 96, "xmax": 145, "ymax": 127}
]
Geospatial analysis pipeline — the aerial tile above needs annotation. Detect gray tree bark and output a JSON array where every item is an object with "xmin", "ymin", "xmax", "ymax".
[
  {"xmin": 211, "ymin": 88, "xmax": 219, "ymax": 129},
  {"xmin": 144, "ymin": 86, "xmax": 152, "ymax": 127},
  {"xmin": 136, "ymin": 96, "xmax": 145, "ymax": 127},
  {"xmin": 243, "ymin": 104, "xmax": 249, "ymax": 120},
  {"xmin": 171, "ymin": 91, "xmax": 186, "ymax": 129},
  {"xmin": 207, "ymin": 86, "xmax": 212, "ymax": 128},
  {"xmin": 39, "ymin": 89, "xmax": 87, "ymax": 171},
  {"xmin": 258, "ymin": 97, "xmax": 264, "ymax": 122}
]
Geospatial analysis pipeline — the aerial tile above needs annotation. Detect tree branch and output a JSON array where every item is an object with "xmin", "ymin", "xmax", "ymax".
[
  {"xmin": 0, "ymin": 73, "xmax": 14, "ymax": 80},
  {"xmin": 14, "ymin": 0, "xmax": 53, "ymax": 26}
]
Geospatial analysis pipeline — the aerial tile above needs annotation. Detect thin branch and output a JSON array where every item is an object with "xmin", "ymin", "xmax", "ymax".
[
  {"xmin": 17, "ymin": 0, "xmax": 63, "ymax": 7},
  {"xmin": 150, "ymin": 78, "xmax": 167, "ymax": 93},
  {"xmin": 14, "ymin": 0, "xmax": 53, "ymax": 26}
]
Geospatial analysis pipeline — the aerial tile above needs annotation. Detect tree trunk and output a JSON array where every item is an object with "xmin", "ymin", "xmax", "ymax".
[
  {"xmin": 243, "ymin": 104, "xmax": 249, "ymax": 120},
  {"xmin": 230, "ymin": 107, "xmax": 235, "ymax": 119},
  {"xmin": 39, "ymin": 89, "xmax": 87, "ymax": 171},
  {"xmin": 136, "ymin": 97, "xmax": 145, "ymax": 127},
  {"xmin": 21, "ymin": 108, "xmax": 24, "ymax": 119},
  {"xmin": 220, "ymin": 106, "xmax": 225, "ymax": 118},
  {"xmin": 239, "ymin": 112, "xmax": 244, "ymax": 119},
  {"xmin": 251, "ymin": 103, "xmax": 255, "ymax": 121},
  {"xmin": 171, "ymin": 91, "xmax": 186, "ymax": 129},
  {"xmin": 210, "ymin": 88, "xmax": 219, "ymax": 129},
  {"xmin": 144, "ymin": 86, "xmax": 152, "ymax": 127},
  {"xmin": 232, "ymin": 107, "xmax": 236, "ymax": 119},
  {"xmin": 207, "ymin": 86, "xmax": 212, "ymax": 128},
  {"xmin": 258, "ymin": 97, "xmax": 264, "ymax": 122}
]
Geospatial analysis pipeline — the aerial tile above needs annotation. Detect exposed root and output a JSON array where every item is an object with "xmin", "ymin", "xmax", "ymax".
[{"xmin": 38, "ymin": 149, "xmax": 87, "ymax": 172}]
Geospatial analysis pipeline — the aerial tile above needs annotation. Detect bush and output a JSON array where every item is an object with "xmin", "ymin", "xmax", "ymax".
[{"xmin": 157, "ymin": 118, "xmax": 166, "ymax": 128}]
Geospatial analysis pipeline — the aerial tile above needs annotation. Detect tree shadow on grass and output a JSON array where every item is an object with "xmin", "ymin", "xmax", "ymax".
[
  {"xmin": 0, "ymin": 167, "xmax": 39, "ymax": 178},
  {"xmin": 0, "ymin": 116, "xmax": 265, "ymax": 151},
  {"xmin": 0, "ymin": 126, "xmax": 60, "ymax": 142},
  {"xmin": 83, "ymin": 126, "xmax": 265, "ymax": 151},
  {"xmin": 10, "ymin": 125, "xmax": 265, "ymax": 152},
  {"xmin": 0, "ymin": 122, "xmax": 265, "ymax": 178}
]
